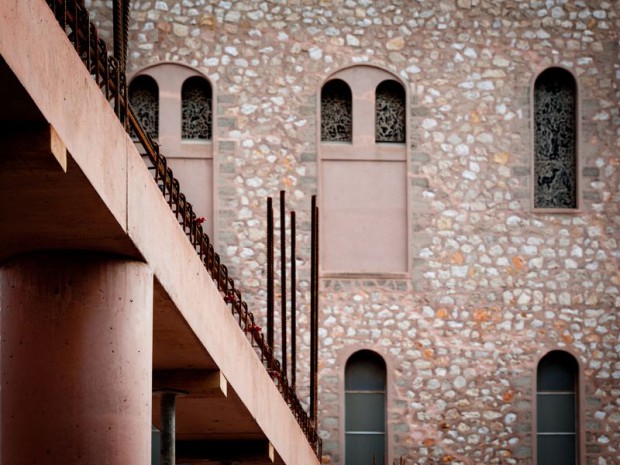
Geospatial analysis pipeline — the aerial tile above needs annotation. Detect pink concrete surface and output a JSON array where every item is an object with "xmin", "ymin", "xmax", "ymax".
[
  {"xmin": 1, "ymin": 252, "xmax": 153, "ymax": 465},
  {"xmin": 128, "ymin": 142, "xmax": 319, "ymax": 465},
  {"xmin": 0, "ymin": 2, "xmax": 321, "ymax": 463},
  {"xmin": 0, "ymin": 0, "xmax": 130, "ymax": 233},
  {"xmin": 321, "ymin": 159, "xmax": 408, "ymax": 273}
]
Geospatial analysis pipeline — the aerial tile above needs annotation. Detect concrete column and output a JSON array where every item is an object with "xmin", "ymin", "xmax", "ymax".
[{"xmin": 1, "ymin": 252, "xmax": 153, "ymax": 465}]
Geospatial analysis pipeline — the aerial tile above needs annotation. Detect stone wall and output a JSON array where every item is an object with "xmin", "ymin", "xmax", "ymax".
[{"xmin": 86, "ymin": 1, "xmax": 620, "ymax": 464}]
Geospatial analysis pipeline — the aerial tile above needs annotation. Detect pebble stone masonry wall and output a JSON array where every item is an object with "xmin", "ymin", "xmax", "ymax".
[{"xmin": 86, "ymin": 1, "xmax": 619, "ymax": 464}]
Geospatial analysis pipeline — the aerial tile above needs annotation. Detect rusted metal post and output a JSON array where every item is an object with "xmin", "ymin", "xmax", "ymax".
[
  {"xmin": 309, "ymin": 196, "xmax": 316, "ymax": 423},
  {"xmin": 310, "ymin": 195, "xmax": 319, "ymax": 426},
  {"xmin": 266, "ymin": 197, "xmax": 275, "ymax": 366},
  {"xmin": 113, "ymin": 0, "xmax": 130, "ymax": 71},
  {"xmin": 290, "ymin": 210, "xmax": 297, "ymax": 391},
  {"xmin": 314, "ymin": 200, "xmax": 320, "ymax": 427},
  {"xmin": 280, "ymin": 190, "xmax": 287, "ymax": 378},
  {"xmin": 113, "ymin": 0, "xmax": 123, "ymax": 65},
  {"xmin": 122, "ymin": 0, "xmax": 130, "ymax": 68}
]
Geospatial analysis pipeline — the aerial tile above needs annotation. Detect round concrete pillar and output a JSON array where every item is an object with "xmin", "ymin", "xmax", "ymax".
[{"xmin": 1, "ymin": 252, "xmax": 153, "ymax": 465}]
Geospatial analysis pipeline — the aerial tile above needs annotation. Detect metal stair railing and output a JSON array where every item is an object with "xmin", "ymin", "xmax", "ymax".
[{"xmin": 43, "ymin": 0, "xmax": 321, "ymax": 457}]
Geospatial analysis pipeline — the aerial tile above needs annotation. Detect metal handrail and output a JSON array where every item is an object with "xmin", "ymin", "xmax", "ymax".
[{"xmin": 44, "ymin": 0, "xmax": 321, "ymax": 456}]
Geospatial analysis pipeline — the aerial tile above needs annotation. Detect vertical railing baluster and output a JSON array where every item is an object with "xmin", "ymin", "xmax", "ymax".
[
  {"xmin": 103, "ymin": 52, "xmax": 110, "ymax": 100},
  {"xmin": 114, "ymin": 58, "xmax": 121, "ymax": 116},
  {"xmin": 93, "ymin": 32, "xmax": 100, "ymax": 85},
  {"xmin": 72, "ymin": 0, "xmax": 79, "ymax": 52},
  {"xmin": 59, "ymin": 0, "xmax": 67, "ymax": 32}
]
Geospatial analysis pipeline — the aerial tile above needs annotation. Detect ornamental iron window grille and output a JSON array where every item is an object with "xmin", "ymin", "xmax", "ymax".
[
  {"xmin": 345, "ymin": 350, "xmax": 386, "ymax": 465},
  {"xmin": 129, "ymin": 75, "xmax": 159, "ymax": 140},
  {"xmin": 375, "ymin": 80, "xmax": 406, "ymax": 143},
  {"xmin": 534, "ymin": 68, "xmax": 577, "ymax": 209},
  {"xmin": 321, "ymin": 79, "xmax": 353, "ymax": 142},
  {"xmin": 537, "ymin": 350, "xmax": 578, "ymax": 465},
  {"xmin": 182, "ymin": 76, "xmax": 212, "ymax": 140}
]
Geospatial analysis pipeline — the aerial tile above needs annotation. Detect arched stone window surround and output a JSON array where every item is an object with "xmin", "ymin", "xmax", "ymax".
[
  {"xmin": 128, "ymin": 74, "xmax": 159, "ymax": 140},
  {"xmin": 533, "ymin": 348, "xmax": 584, "ymax": 465},
  {"xmin": 181, "ymin": 75, "xmax": 213, "ymax": 141},
  {"xmin": 337, "ymin": 346, "xmax": 394, "ymax": 465},
  {"xmin": 129, "ymin": 63, "xmax": 216, "ymax": 240},
  {"xmin": 318, "ymin": 65, "xmax": 410, "ymax": 275},
  {"xmin": 531, "ymin": 66, "xmax": 581, "ymax": 212}
]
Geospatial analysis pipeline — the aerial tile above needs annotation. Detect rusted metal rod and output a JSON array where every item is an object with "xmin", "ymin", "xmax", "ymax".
[
  {"xmin": 310, "ymin": 195, "xmax": 319, "ymax": 426},
  {"xmin": 314, "ymin": 201, "xmax": 320, "ymax": 428},
  {"xmin": 280, "ymin": 190, "xmax": 287, "ymax": 378},
  {"xmin": 290, "ymin": 210, "xmax": 297, "ymax": 391},
  {"xmin": 113, "ymin": 0, "xmax": 130, "ymax": 71},
  {"xmin": 266, "ymin": 197, "xmax": 275, "ymax": 366},
  {"xmin": 122, "ymin": 0, "xmax": 130, "ymax": 69},
  {"xmin": 309, "ymin": 196, "xmax": 316, "ymax": 423}
]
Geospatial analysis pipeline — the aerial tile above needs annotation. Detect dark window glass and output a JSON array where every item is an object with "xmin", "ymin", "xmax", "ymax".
[
  {"xmin": 181, "ymin": 77, "xmax": 212, "ymax": 140},
  {"xmin": 375, "ymin": 80, "xmax": 406, "ymax": 143},
  {"xmin": 129, "ymin": 75, "xmax": 159, "ymax": 140},
  {"xmin": 537, "ymin": 350, "xmax": 577, "ymax": 391},
  {"xmin": 346, "ymin": 393, "xmax": 386, "ymax": 432},
  {"xmin": 345, "ymin": 433, "xmax": 385, "ymax": 465},
  {"xmin": 537, "ymin": 394, "xmax": 576, "ymax": 433},
  {"xmin": 534, "ymin": 67, "xmax": 577, "ymax": 209},
  {"xmin": 346, "ymin": 351, "xmax": 387, "ymax": 390},
  {"xmin": 537, "ymin": 435, "xmax": 576, "ymax": 465},
  {"xmin": 345, "ymin": 350, "xmax": 386, "ymax": 465},
  {"xmin": 537, "ymin": 351, "xmax": 578, "ymax": 465},
  {"xmin": 321, "ymin": 79, "xmax": 352, "ymax": 142}
]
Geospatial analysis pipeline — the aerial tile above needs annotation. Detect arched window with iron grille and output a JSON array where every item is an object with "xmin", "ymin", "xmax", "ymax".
[
  {"xmin": 181, "ymin": 76, "xmax": 212, "ymax": 140},
  {"xmin": 534, "ymin": 68, "xmax": 578, "ymax": 209},
  {"xmin": 129, "ymin": 75, "xmax": 159, "ymax": 140},
  {"xmin": 321, "ymin": 79, "xmax": 353, "ymax": 142},
  {"xmin": 375, "ymin": 80, "xmax": 406, "ymax": 143}
]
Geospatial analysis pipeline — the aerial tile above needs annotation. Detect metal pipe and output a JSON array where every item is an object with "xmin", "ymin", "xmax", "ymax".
[
  {"xmin": 290, "ymin": 210, "xmax": 297, "ymax": 391},
  {"xmin": 122, "ymin": 0, "xmax": 131, "ymax": 70},
  {"xmin": 113, "ymin": 0, "xmax": 130, "ymax": 70},
  {"xmin": 160, "ymin": 391, "xmax": 179, "ymax": 465},
  {"xmin": 266, "ymin": 197, "xmax": 274, "ymax": 366},
  {"xmin": 310, "ymin": 195, "xmax": 318, "ymax": 424},
  {"xmin": 280, "ymin": 190, "xmax": 287, "ymax": 378},
  {"xmin": 113, "ymin": 0, "xmax": 123, "ymax": 64},
  {"xmin": 313, "ymin": 201, "xmax": 320, "ymax": 428}
]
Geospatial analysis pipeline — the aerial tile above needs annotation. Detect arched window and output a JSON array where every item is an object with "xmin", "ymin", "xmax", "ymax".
[
  {"xmin": 534, "ymin": 68, "xmax": 577, "ymax": 209},
  {"xmin": 129, "ymin": 75, "xmax": 159, "ymax": 139},
  {"xmin": 345, "ymin": 350, "xmax": 386, "ymax": 465},
  {"xmin": 375, "ymin": 80, "xmax": 406, "ymax": 143},
  {"xmin": 537, "ymin": 350, "xmax": 579, "ymax": 465},
  {"xmin": 181, "ymin": 76, "xmax": 212, "ymax": 140},
  {"xmin": 321, "ymin": 79, "xmax": 352, "ymax": 142}
]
